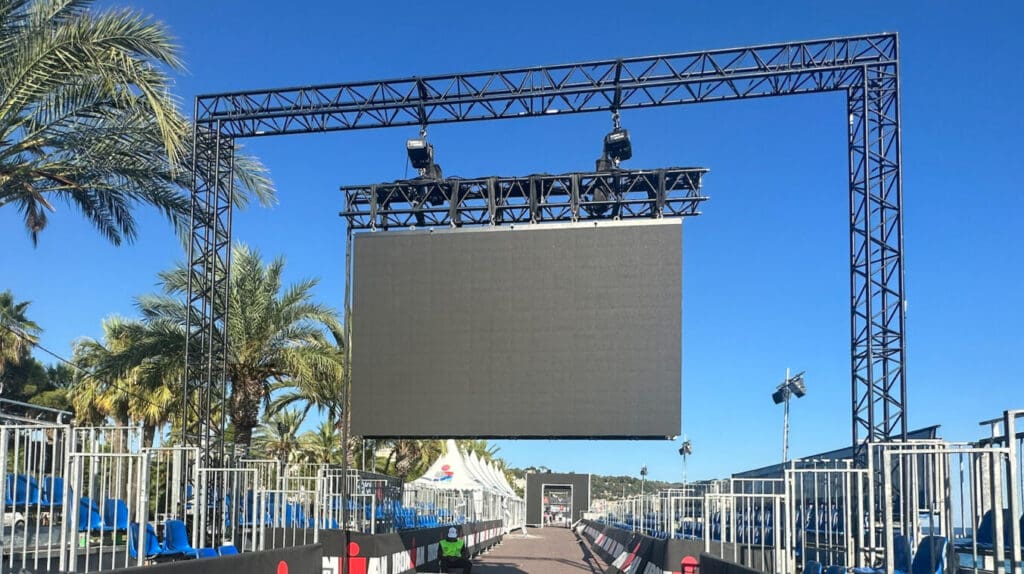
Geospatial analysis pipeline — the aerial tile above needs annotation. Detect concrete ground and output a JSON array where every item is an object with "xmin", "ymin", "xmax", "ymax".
[{"xmin": 467, "ymin": 526, "xmax": 608, "ymax": 574}]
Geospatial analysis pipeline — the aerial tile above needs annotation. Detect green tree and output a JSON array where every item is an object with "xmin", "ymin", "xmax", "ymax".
[
  {"xmin": 267, "ymin": 324, "xmax": 345, "ymax": 429},
  {"xmin": 253, "ymin": 409, "xmax": 305, "ymax": 465},
  {"xmin": 0, "ymin": 290, "xmax": 41, "ymax": 380},
  {"xmin": 458, "ymin": 439, "xmax": 500, "ymax": 462},
  {"xmin": 27, "ymin": 363, "xmax": 77, "ymax": 414},
  {"xmin": 381, "ymin": 439, "xmax": 443, "ymax": 481},
  {"xmin": 71, "ymin": 316, "xmax": 177, "ymax": 446},
  {"xmin": 298, "ymin": 420, "xmax": 344, "ymax": 465},
  {"xmin": 139, "ymin": 243, "xmax": 344, "ymax": 449},
  {"xmin": 0, "ymin": 0, "xmax": 274, "ymax": 245}
]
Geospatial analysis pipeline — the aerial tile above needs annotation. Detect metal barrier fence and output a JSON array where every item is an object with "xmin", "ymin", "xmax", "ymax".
[
  {"xmin": 5, "ymin": 407, "xmax": 1017, "ymax": 572},
  {"xmin": 591, "ymin": 408, "xmax": 1024, "ymax": 574},
  {"xmin": 786, "ymin": 463, "xmax": 874, "ymax": 569},
  {"xmin": 704, "ymin": 491, "xmax": 789, "ymax": 574},
  {"xmin": 0, "ymin": 418, "xmax": 523, "ymax": 572},
  {"xmin": 879, "ymin": 423, "xmax": 1023, "ymax": 574},
  {"xmin": 1, "ymin": 423, "xmax": 70, "ymax": 572}
]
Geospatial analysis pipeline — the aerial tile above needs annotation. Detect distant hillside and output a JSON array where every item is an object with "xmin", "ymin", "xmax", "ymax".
[{"xmin": 590, "ymin": 474, "xmax": 681, "ymax": 499}]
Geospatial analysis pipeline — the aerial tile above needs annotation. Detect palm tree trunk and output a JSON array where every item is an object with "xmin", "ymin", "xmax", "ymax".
[{"xmin": 231, "ymin": 378, "xmax": 262, "ymax": 448}]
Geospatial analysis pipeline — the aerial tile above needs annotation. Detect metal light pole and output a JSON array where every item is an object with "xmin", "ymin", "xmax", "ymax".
[
  {"xmin": 772, "ymin": 369, "xmax": 806, "ymax": 465},
  {"xmin": 783, "ymin": 368, "xmax": 791, "ymax": 463},
  {"xmin": 639, "ymin": 465, "xmax": 648, "ymax": 535},
  {"xmin": 679, "ymin": 437, "xmax": 693, "ymax": 485}
]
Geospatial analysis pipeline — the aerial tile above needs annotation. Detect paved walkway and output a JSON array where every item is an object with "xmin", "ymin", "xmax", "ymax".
[{"xmin": 469, "ymin": 527, "xmax": 608, "ymax": 574}]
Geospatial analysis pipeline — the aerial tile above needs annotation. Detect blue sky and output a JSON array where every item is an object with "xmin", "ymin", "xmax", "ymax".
[{"xmin": 2, "ymin": 1, "xmax": 1022, "ymax": 482}]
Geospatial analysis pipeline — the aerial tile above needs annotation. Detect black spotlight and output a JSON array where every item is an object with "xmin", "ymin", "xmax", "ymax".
[
  {"xmin": 603, "ymin": 128, "xmax": 632, "ymax": 163},
  {"xmin": 789, "ymin": 373, "xmax": 807, "ymax": 398},
  {"xmin": 771, "ymin": 388, "xmax": 787, "ymax": 405},
  {"xmin": 406, "ymin": 138, "xmax": 434, "ymax": 170}
]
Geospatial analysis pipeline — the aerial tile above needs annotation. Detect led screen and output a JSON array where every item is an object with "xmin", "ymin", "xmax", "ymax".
[{"xmin": 351, "ymin": 220, "xmax": 681, "ymax": 438}]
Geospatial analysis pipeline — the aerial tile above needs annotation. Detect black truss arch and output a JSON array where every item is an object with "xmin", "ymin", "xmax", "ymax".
[{"xmin": 186, "ymin": 32, "xmax": 905, "ymax": 462}]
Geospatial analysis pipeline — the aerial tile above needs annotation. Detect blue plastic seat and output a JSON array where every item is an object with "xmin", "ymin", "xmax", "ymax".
[
  {"xmin": 79, "ymin": 497, "xmax": 113, "ymax": 532},
  {"xmin": 290, "ymin": 502, "xmax": 307, "ymax": 527},
  {"xmin": 969, "ymin": 508, "xmax": 1019, "ymax": 550},
  {"xmin": 103, "ymin": 498, "xmax": 129, "ymax": 531},
  {"xmin": 825, "ymin": 566, "xmax": 845, "ymax": 574},
  {"xmin": 805, "ymin": 560, "xmax": 823, "ymax": 574},
  {"xmin": 218, "ymin": 544, "xmax": 239, "ymax": 555},
  {"xmin": 41, "ymin": 477, "xmax": 65, "ymax": 508},
  {"xmin": 128, "ymin": 523, "xmax": 162, "ymax": 560},
  {"xmin": 240, "ymin": 490, "xmax": 271, "ymax": 526},
  {"xmin": 12, "ymin": 474, "xmax": 40, "ymax": 505},
  {"xmin": 852, "ymin": 534, "xmax": 911, "ymax": 574},
  {"xmin": 198, "ymin": 547, "xmax": 218, "ymax": 558},
  {"xmin": 910, "ymin": 535, "xmax": 947, "ymax": 574},
  {"xmin": 163, "ymin": 519, "xmax": 199, "ymax": 558}
]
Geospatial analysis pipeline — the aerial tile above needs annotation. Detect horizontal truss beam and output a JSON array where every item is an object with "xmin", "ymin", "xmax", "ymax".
[
  {"xmin": 196, "ymin": 34, "xmax": 896, "ymax": 136},
  {"xmin": 340, "ymin": 167, "xmax": 707, "ymax": 230}
]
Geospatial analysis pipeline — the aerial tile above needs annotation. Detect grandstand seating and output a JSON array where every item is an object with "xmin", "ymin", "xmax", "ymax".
[{"xmin": 851, "ymin": 535, "xmax": 911, "ymax": 574}]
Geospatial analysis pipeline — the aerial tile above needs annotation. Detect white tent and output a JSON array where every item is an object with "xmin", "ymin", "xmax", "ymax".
[
  {"xmin": 412, "ymin": 439, "xmax": 488, "ymax": 492},
  {"xmin": 407, "ymin": 440, "xmax": 526, "ymax": 531}
]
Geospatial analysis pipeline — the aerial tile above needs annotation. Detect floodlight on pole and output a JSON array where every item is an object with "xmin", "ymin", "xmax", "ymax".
[
  {"xmin": 639, "ymin": 464, "xmax": 648, "ymax": 535},
  {"xmin": 678, "ymin": 436, "xmax": 692, "ymax": 485},
  {"xmin": 773, "ymin": 368, "xmax": 807, "ymax": 464}
]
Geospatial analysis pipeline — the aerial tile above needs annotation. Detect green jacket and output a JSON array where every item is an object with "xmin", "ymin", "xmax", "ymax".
[{"xmin": 439, "ymin": 538, "xmax": 466, "ymax": 558}]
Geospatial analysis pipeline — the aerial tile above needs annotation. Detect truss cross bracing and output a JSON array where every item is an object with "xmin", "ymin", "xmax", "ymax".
[
  {"xmin": 340, "ymin": 167, "xmax": 708, "ymax": 229},
  {"xmin": 187, "ymin": 33, "xmax": 906, "ymax": 460}
]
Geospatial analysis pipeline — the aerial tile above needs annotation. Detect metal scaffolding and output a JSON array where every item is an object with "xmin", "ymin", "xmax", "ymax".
[{"xmin": 186, "ymin": 33, "xmax": 906, "ymax": 459}]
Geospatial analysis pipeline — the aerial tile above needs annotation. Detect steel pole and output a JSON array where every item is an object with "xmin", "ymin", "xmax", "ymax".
[{"xmin": 783, "ymin": 368, "xmax": 791, "ymax": 464}]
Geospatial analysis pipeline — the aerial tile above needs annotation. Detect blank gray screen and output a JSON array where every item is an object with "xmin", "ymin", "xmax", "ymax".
[{"xmin": 351, "ymin": 221, "xmax": 681, "ymax": 438}]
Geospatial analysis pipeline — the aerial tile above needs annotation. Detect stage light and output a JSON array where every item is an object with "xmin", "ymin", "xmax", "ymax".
[
  {"xmin": 772, "ymin": 388, "xmax": 787, "ymax": 405},
  {"xmin": 406, "ymin": 138, "xmax": 434, "ymax": 170},
  {"xmin": 788, "ymin": 372, "xmax": 806, "ymax": 397},
  {"xmin": 603, "ymin": 128, "xmax": 632, "ymax": 163}
]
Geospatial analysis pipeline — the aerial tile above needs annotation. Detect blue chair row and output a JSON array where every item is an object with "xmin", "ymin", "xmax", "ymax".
[
  {"xmin": 129, "ymin": 519, "xmax": 238, "ymax": 561},
  {"xmin": 954, "ymin": 508, "xmax": 1024, "ymax": 551},
  {"xmin": 78, "ymin": 497, "xmax": 134, "ymax": 532},
  {"xmin": 805, "ymin": 561, "xmax": 847, "ymax": 574},
  {"xmin": 4, "ymin": 474, "xmax": 65, "ymax": 508},
  {"xmin": 845, "ymin": 535, "xmax": 946, "ymax": 574}
]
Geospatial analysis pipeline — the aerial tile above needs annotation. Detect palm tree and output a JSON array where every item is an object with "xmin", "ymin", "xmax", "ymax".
[
  {"xmin": 381, "ymin": 439, "xmax": 443, "ymax": 481},
  {"xmin": 0, "ymin": 0, "xmax": 275, "ymax": 245},
  {"xmin": 298, "ymin": 420, "xmax": 343, "ymax": 465},
  {"xmin": 0, "ymin": 290, "xmax": 41, "ymax": 379},
  {"xmin": 71, "ymin": 316, "xmax": 178, "ymax": 446},
  {"xmin": 253, "ymin": 409, "xmax": 305, "ymax": 466},
  {"xmin": 458, "ymin": 439, "xmax": 500, "ymax": 462},
  {"xmin": 267, "ymin": 324, "xmax": 345, "ymax": 428},
  {"xmin": 140, "ymin": 243, "xmax": 344, "ymax": 449}
]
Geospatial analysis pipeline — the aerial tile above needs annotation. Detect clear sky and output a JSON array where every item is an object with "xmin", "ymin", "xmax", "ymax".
[{"xmin": 2, "ymin": 1, "xmax": 1022, "ymax": 482}]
